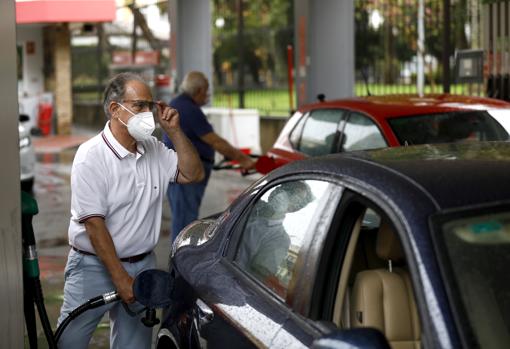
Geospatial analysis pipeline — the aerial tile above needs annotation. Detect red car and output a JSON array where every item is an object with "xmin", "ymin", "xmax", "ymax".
[{"xmin": 267, "ymin": 94, "xmax": 510, "ymax": 168}]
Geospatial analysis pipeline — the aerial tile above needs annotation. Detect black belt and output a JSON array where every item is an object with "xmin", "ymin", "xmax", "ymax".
[
  {"xmin": 71, "ymin": 246, "xmax": 150, "ymax": 263},
  {"xmin": 200, "ymin": 156, "xmax": 214, "ymax": 164}
]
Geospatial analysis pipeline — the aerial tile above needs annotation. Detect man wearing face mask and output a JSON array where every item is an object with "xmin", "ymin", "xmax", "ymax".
[
  {"xmin": 57, "ymin": 72, "xmax": 204, "ymax": 349},
  {"xmin": 163, "ymin": 71, "xmax": 256, "ymax": 242},
  {"xmin": 236, "ymin": 181, "xmax": 315, "ymax": 281}
]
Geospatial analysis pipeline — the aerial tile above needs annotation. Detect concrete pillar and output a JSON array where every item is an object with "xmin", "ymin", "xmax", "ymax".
[
  {"xmin": 168, "ymin": 0, "xmax": 212, "ymax": 95},
  {"xmin": 294, "ymin": 0, "xmax": 354, "ymax": 106},
  {"xmin": 54, "ymin": 23, "xmax": 73, "ymax": 135},
  {"xmin": 0, "ymin": 0, "xmax": 24, "ymax": 346}
]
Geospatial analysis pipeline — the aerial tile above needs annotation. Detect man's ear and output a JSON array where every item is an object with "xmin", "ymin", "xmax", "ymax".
[{"xmin": 109, "ymin": 101, "xmax": 119, "ymax": 117}]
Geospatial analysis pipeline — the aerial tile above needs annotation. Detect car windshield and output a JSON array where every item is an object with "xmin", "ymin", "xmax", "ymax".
[
  {"xmin": 388, "ymin": 110, "xmax": 510, "ymax": 145},
  {"xmin": 438, "ymin": 210, "xmax": 510, "ymax": 348}
]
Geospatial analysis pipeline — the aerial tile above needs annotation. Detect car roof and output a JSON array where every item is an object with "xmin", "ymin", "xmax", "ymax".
[
  {"xmin": 299, "ymin": 94, "xmax": 510, "ymax": 122},
  {"xmin": 271, "ymin": 141, "xmax": 510, "ymax": 212}
]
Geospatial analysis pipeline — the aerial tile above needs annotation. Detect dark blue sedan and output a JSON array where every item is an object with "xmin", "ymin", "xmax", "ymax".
[{"xmin": 156, "ymin": 142, "xmax": 510, "ymax": 349}]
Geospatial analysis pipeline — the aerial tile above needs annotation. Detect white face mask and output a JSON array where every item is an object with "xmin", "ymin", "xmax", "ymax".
[{"xmin": 116, "ymin": 103, "xmax": 155, "ymax": 141}]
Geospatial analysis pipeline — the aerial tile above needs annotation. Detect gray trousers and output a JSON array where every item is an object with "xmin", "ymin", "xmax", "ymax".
[{"xmin": 57, "ymin": 249, "xmax": 156, "ymax": 349}]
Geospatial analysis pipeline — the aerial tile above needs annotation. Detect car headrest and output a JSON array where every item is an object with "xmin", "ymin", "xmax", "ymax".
[{"xmin": 375, "ymin": 221, "xmax": 404, "ymax": 261}]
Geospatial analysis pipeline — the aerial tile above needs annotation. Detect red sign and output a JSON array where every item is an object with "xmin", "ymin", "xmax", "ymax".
[{"xmin": 16, "ymin": 0, "xmax": 116, "ymax": 24}]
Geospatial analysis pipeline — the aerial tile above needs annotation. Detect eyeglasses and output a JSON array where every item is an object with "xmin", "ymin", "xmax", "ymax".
[{"xmin": 121, "ymin": 100, "xmax": 158, "ymax": 113}]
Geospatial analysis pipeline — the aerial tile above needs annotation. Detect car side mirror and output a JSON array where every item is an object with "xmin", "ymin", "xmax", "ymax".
[
  {"xmin": 311, "ymin": 328, "xmax": 391, "ymax": 349},
  {"xmin": 19, "ymin": 114, "xmax": 30, "ymax": 123}
]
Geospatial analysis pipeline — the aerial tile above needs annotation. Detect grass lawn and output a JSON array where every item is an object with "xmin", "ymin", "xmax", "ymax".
[
  {"xmin": 212, "ymin": 89, "xmax": 293, "ymax": 117},
  {"xmin": 354, "ymin": 83, "xmax": 478, "ymax": 96}
]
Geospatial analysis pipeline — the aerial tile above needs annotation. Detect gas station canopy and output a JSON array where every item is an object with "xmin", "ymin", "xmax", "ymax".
[{"xmin": 16, "ymin": 0, "xmax": 116, "ymax": 24}]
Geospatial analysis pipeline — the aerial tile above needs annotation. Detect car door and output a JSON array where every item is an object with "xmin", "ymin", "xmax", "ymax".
[{"xmin": 196, "ymin": 176, "xmax": 344, "ymax": 348}]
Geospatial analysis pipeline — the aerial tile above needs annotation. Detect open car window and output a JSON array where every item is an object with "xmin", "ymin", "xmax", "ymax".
[{"xmin": 323, "ymin": 199, "xmax": 422, "ymax": 349}]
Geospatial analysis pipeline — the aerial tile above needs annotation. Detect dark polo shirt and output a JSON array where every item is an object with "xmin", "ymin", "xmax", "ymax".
[{"xmin": 163, "ymin": 93, "xmax": 215, "ymax": 163}]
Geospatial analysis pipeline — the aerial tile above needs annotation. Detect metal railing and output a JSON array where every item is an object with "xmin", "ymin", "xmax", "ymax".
[{"xmin": 354, "ymin": 0, "xmax": 485, "ymax": 97}]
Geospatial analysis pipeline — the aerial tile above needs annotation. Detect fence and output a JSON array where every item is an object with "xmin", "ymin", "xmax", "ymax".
[
  {"xmin": 212, "ymin": 87, "xmax": 292, "ymax": 117},
  {"xmin": 354, "ymin": 0, "xmax": 485, "ymax": 97},
  {"xmin": 211, "ymin": 0, "xmax": 294, "ymax": 116},
  {"xmin": 73, "ymin": 1, "xmax": 510, "ymax": 120},
  {"xmin": 484, "ymin": 0, "xmax": 510, "ymax": 101}
]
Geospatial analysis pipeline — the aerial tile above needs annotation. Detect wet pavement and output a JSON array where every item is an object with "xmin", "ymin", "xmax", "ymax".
[{"xmin": 29, "ymin": 128, "xmax": 259, "ymax": 348}]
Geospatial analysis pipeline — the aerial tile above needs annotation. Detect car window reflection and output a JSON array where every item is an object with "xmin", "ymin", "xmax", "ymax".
[
  {"xmin": 235, "ymin": 180, "xmax": 330, "ymax": 299},
  {"xmin": 342, "ymin": 112, "xmax": 387, "ymax": 151},
  {"xmin": 298, "ymin": 110, "xmax": 344, "ymax": 156}
]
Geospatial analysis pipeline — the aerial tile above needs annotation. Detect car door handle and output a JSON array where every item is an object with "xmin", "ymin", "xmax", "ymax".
[{"xmin": 196, "ymin": 299, "xmax": 214, "ymax": 327}]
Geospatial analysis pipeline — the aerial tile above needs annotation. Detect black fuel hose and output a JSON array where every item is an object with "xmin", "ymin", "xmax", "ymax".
[
  {"xmin": 32, "ymin": 276, "xmax": 58, "ymax": 349},
  {"xmin": 21, "ymin": 191, "xmax": 58, "ymax": 349},
  {"xmin": 54, "ymin": 291, "xmax": 119, "ymax": 344}
]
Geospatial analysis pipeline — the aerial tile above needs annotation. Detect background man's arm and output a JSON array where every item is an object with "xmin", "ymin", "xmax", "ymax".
[
  {"xmin": 84, "ymin": 217, "xmax": 135, "ymax": 303},
  {"xmin": 201, "ymin": 132, "xmax": 255, "ymax": 170}
]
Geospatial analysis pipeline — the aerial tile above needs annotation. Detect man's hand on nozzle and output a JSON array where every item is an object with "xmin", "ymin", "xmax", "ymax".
[
  {"xmin": 115, "ymin": 274, "xmax": 135, "ymax": 304},
  {"xmin": 239, "ymin": 155, "xmax": 256, "ymax": 170}
]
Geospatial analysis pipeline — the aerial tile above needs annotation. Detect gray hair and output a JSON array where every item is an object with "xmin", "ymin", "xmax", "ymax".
[
  {"xmin": 103, "ymin": 72, "xmax": 146, "ymax": 118},
  {"xmin": 179, "ymin": 71, "xmax": 208, "ymax": 96}
]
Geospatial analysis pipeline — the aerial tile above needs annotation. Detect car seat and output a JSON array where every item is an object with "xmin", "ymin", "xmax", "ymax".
[{"xmin": 350, "ymin": 221, "xmax": 421, "ymax": 349}]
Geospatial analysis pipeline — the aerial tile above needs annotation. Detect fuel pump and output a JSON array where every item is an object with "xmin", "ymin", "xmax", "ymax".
[{"xmin": 21, "ymin": 191, "xmax": 57, "ymax": 349}]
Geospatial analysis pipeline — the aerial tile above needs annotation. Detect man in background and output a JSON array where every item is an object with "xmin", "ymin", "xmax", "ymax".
[{"xmin": 163, "ymin": 71, "xmax": 255, "ymax": 241}]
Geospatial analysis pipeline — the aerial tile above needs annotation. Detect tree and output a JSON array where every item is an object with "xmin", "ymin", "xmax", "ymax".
[
  {"xmin": 355, "ymin": 0, "xmax": 472, "ymax": 85},
  {"xmin": 212, "ymin": 0, "xmax": 293, "ymax": 88}
]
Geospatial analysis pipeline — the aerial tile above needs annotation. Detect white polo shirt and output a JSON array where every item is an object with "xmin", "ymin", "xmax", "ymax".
[{"xmin": 68, "ymin": 122, "xmax": 179, "ymax": 258}]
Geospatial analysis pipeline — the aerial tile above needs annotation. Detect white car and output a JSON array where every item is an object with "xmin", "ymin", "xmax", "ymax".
[{"xmin": 19, "ymin": 114, "xmax": 36, "ymax": 192}]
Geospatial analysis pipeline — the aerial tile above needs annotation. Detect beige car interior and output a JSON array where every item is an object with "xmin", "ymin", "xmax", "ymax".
[{"xmin": 332, "ymin": 209, "xmax": 421, "ymax": 349}]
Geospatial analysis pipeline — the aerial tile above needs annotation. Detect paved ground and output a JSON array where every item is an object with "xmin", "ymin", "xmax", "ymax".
[{"xmin": 29, "ymin": 127, "xmax": 259, "ymax": 348}]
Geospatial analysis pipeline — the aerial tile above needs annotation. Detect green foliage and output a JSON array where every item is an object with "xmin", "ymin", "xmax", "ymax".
[{"xmin": 212, "ymin": 0, "xmax": 293, "ymax": 88}]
